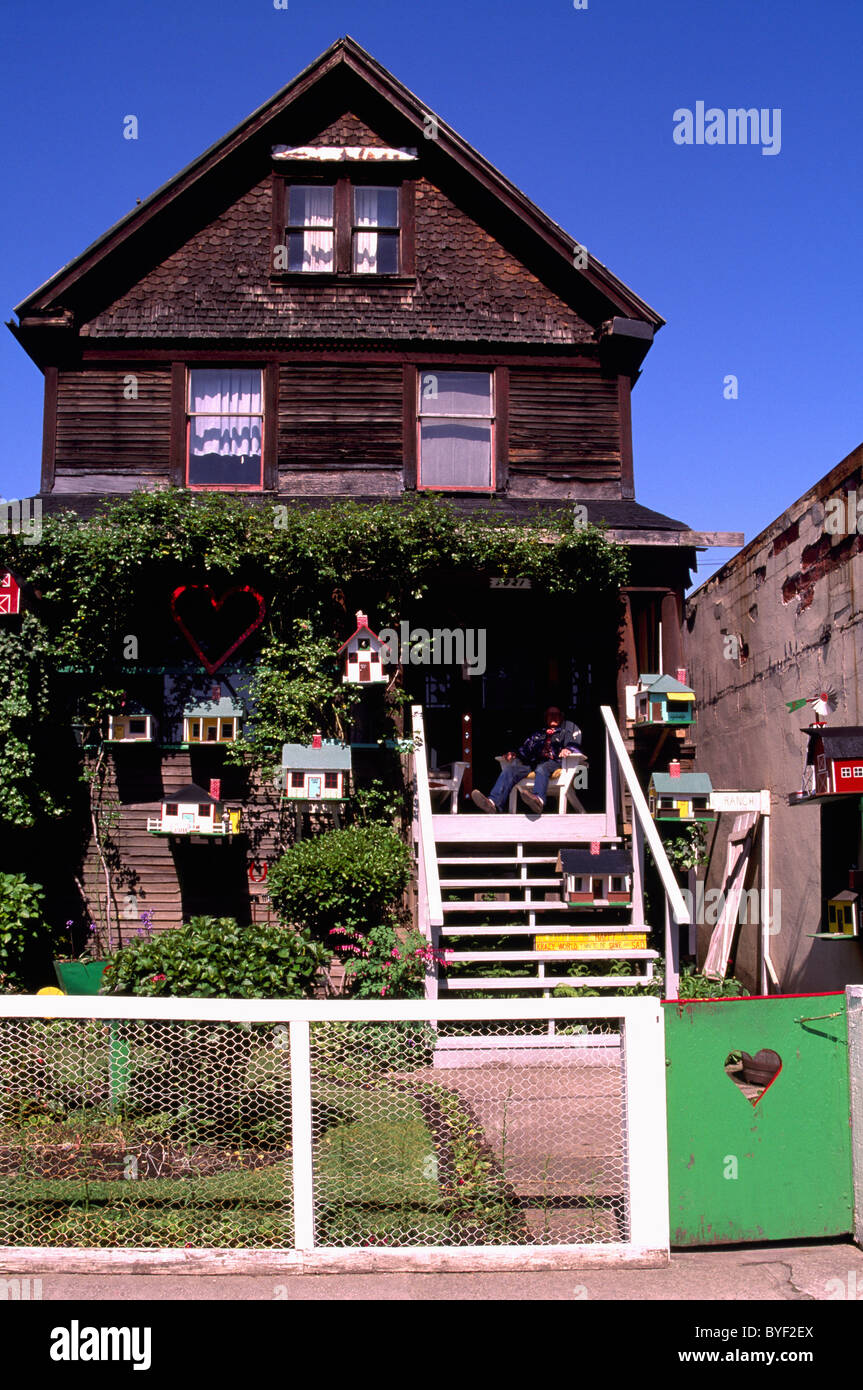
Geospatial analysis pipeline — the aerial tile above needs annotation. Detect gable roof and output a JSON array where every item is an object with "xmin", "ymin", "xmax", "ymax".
[
  {"xmin": 163, "ymin": 783, "xmax": 221, "ymax": 804},
  {"xmin": 337, "ymin": 611, "xmax": 384, "ymax": 654},
  {"xmin": 281, "ymin": 742, "xmax": 352, "ymax": 771},
  {"xmin": 650, "ymin": 772, "xmax": 713, "ymax": 795},
  {"xmin": 807, "ymin": 727, "xmax": 863, "ymax": 760},
  {"xmin": 183, "ymin": 695, "xmax": 244, "ymax": 718},
  {"xmin": 12, "ymin": 37, "xmax": 663, "ymax": 340},
  {"xmin": 558, "ymin": 847, "xmax": 633, "ymax": 875},
  {"xmin": 642, "ymin": 674, "xmax": 694, "ymax": 696}
]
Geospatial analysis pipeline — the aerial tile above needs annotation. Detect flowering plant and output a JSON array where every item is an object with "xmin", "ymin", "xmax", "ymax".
[
  {"xmin": 331, "ymin": 922, "xmax": 452, "ymax": 999},
  {"xmin": 55, "ymin": 919, "xmax": 101, "ymax": 961}
]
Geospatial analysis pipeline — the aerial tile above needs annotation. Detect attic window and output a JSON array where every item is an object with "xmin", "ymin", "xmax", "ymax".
[
  {"xmin": 286, "ymin": 186, "xmax": 334, "ymax": 272},
  {"xmin": 353, "ymin": 187, "xmax": 399, "ymax": 273},
  {"xmin": 275, "ymin": 173, "xmax": 412, "ymax": 278}
]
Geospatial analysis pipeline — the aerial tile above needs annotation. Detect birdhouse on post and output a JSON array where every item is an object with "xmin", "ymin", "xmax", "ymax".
[
  {"xmin": 279, "ymin": 737, "xmax": 352, "ymax": 801},
  {"xmin": 649, "ymin": 762, "xmax": 714, "ymax": 821},
  {"xmin": 0, "ymin": 569, "xmax": 21, "ymax": 616},
  {"xmin": 800, "ymin": 726, "xmax": 863, "ymax": 798},
  {"xmin": 556, "ymin": 846, "xmax": 634, "ymax": 906},
  {"xmin": 631, "ymin": 672, "xmax": 696, "ymax": 726},
  {"xmin": 338, "ymin": 611, "xmax": 388, "ymax": 684},
  {"xmin": 106, "ymin": 700, "xmax": 156, "ymax": 743}
]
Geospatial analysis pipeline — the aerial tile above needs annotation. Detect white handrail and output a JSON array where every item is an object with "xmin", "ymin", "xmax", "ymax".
[
  {"xmin": 411, "ymin": 704, "xmax": 444, "ymax": 929},
  {"xmin": 600, "ymin": 705, "xmax": 691, "ymax": 926}
]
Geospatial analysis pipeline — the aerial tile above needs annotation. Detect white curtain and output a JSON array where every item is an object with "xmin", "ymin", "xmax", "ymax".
[
  {"xmin": 354, "ymin": 186, "xmax": 381, "ymax": 274},
  {"xmin": 189, "ymin": 369, "xmax": 262, "ymax": 458},
  {"xmin": 290, "ymin": 186, "xmax": 334, "ymax": 272}
]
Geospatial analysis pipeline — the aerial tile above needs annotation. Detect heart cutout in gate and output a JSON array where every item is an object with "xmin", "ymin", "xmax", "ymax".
[
  {"xmin": 725, "ymin": 1048, "xmax": 782, "ymax": 1106},
  {"xmin": 170, "ymin": 585, "xmax": 266, "ymax": 675}
]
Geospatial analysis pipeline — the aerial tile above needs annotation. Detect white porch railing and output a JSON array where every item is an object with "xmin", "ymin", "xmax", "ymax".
[{"xmin": 0, "ymin": 994, "xmax": 669, "ymax": 1269}]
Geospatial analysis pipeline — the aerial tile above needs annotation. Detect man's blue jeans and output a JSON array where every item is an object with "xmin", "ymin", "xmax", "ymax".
[{"xmin": 488, "ymin": 758, "xmax": 560, "ymax": 811}]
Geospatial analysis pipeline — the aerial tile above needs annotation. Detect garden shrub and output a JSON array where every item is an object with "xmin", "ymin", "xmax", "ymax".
[
  {"xmin": 0, "ymin": 872, "xmax": 47, "ymax": 989},
  {"xmin": 267, "ymin": 824, "xmax": 411, "ymax": 940},
  {"xmin": 100, "ymin": 915, "xmax": 330, "ymax": 998}
]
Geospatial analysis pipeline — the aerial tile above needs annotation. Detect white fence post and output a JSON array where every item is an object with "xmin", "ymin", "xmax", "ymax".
[
  {"xmin": 623, "ymin": 1000, "xmax": 670, "ymax": 1256},
  {"xmin": 289, "ymin": 1019, "xmax": 315, "ymax": 1250}
]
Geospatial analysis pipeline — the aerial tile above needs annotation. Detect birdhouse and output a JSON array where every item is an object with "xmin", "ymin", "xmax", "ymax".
[
  {"xmin": 279, "ymin": 734, "xmax": 352, "ymax": 801},
  {"xmin": 827, "ymin": 889, "xmax": 859, "ymax": 937},
  {"xmin": 338, "ymin": 611, "xmax": 388, "ymax": 684},
  {"xmin": 106, "ymin": 701, "xmax": 156, "ymax": 743},
  {"xmin": 182, "ymin": 686, "xmax": 244, "ymax": 744},
  {"xmin": 147, "ymin": 783, "xmax": 242, "ymax": 836},
  {"xmin": 0, "ymin": 569, "xmax": 21, "ymax": 616},
  {"xmin": 630, "ymin": 671, "xmax": 695, "ymax": 726},
  {"xmin": 556, "ymin": 846, "xmax": 633, "ymax": 906},
  {"xmin": 802, "ymin": 726, "xmax": 863, "ymax": 798},
  {"xmin": 649, "ymin": 763, "xmax": 714, "ymax": 821}
]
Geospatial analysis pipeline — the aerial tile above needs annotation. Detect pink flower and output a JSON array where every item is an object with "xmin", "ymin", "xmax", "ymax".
[
  {"xmin": 150, "ymin": 973, "xmax": 167, "ymax": 983},
  {"xmin": 391, "ymin": 948, "xmax": 400, "ymax": 959}
]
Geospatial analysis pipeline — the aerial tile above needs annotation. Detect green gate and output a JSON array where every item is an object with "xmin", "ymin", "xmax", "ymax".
[{"xmin": 664, "ymin": 993, "xmax": 853, "ymax": 1245}]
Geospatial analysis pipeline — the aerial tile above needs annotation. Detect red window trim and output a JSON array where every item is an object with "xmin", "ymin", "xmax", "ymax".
[
  {"xmin": 416, "ymin": 367, "xmax": 497, "ymax": 494},
  {"xmin": 185, "ymin": 365, "xmax": 266, "ymax": 493}
]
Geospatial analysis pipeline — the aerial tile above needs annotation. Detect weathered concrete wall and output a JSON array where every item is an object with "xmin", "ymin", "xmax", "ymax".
[{"xmin": 686, "ymin": 443, "xmax": 863, "ymax": 993}]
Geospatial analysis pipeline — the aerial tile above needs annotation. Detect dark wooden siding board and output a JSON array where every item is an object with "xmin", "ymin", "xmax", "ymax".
[
  {"xmin": 508, "ymin": 368, "xmax": 622, "ymax": 468},
  {"xmin": 618, "ymin": 375, "xmax": 635, "ymax": 499},
  {"xmin": 41, "ymin": 366, "xmax": 58, "ymax": 492},
  {"xmin": 169, "ymin": 362, "xmax": 186, "ymax": 486},
  {"xmin": 400, "ymin": 178, "xmax": 416, "ymax": 276},
  {"xmin": 495, "ymin": 365, "xmax": 509, "ymax": 492},
  {"xmin": 278, "ymin": 363, "xmax": 402, "ymax": 468},
  {"xmin": 55, "ymin": 367, "xmax": 172, "ymax": 477},
  {"xmin": 402, "ymin": 364, "xmax": 417, "ymax": 488},
  {"xmin": 263, "ymin": 362, "xmax": 279, "ymax": 489}
]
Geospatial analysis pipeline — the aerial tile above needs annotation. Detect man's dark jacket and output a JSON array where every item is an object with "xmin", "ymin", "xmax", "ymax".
[{"xmin": 516, "ymin": 720, "xmax": 581, "ymax": 769}]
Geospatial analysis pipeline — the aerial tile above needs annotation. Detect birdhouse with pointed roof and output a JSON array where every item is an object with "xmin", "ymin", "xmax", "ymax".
[
  {"xmin": 106, "ymin": 700, "xmax": 156, "ymax": 744},
  {"xmin": 649, "ymin": 761, "xmax": 714, "ymax": 821},
  {"xmin": 802, "ymin": 726, "xmax": 863, "ymax": 798},
  {"xmin": 182, "ymin": 684, "xmax": 244, "ymax": 744},
  {"xmin": 632, "ymin": 670, "xmax": 695, "ymax": 726},
  {"xmin": 0, "ymin": 569, "xmax": 21, "ymax": 617},
  {"xmin": 338, "ymin": 611, "xmax": 388, "ymax": 684},
  {"xmin": 279, "ymin": 734, "xmax": 352, "ymax": 801},
  {"xmin": 147, "ymin": 783, "xmax": 242, "ymax": 836},
  {"xmin": 556, "ymin": 845, "xmax": 633, "ymax": 906}
]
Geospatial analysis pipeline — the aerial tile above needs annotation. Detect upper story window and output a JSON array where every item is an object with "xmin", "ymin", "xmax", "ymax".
[
  {"xmin": 275, "ymin": 173, "xmax": 409, "ymax": 277},
  {"xmin": 353, "ymin": 187, "xmax": 399, "ymax": 274},
  {"xmin": 417, "ymin": 370, "xmax": 495, "ymax": 491},
  {"xmin": 286, "ymin": 186, "xmax": 335, "ymax": 273},
  {"xmin": 187, "ymin": 368, "xmax": 263, "ymax": 490}
]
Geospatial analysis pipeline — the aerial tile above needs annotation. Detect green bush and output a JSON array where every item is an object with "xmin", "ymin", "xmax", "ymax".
[
  {"xmin": 99, "ymin": 915, "xmax": 330, "ymax": 998},
  {"xmin": 267, "ymin": 824, "xmax": 412, "ymax": 940},
  {"xmin": 0, "ymin": 872, "xmax": 47, "ymax": 989}
]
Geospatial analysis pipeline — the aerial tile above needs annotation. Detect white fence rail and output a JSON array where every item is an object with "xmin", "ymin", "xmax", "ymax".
[{"xmin": 0, "ymin": 995, "xmax": 668, "ymax": 1269}]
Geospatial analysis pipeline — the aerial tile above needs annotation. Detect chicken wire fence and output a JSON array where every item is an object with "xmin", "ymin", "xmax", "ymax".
[{"xmin": 0, "ymin": 999, "xmax": 668, "ymax": 1256}]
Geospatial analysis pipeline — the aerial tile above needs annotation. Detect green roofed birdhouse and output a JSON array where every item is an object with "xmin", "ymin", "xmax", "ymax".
[
  {"xmin": 147, "ymin": 783, "xmax": 242, "ymax": 836},
  {"xmin": 279, "ymin": 734, "xmax": 352, "ymax": 801},
  {"xmin": 182, "ymin": 685, "xmax": 243, "ymax": 744},
  {"xmin": 649, "ymin": 762, "xmax": 714, "ymax": 821},
  {"xmin": 106, "ymin": 700, "xmax": 156, "ymax": 743},
  {"xmin": 338, "ymin": 610, "xmax": 388, "ymax": 684},
  {"xmin": 628, "ymin": 670, "xmax": 695, "ymax": 726},
  {"xmin": 556, "ymin": 845, "xmax": 633, "ymax": 906}
]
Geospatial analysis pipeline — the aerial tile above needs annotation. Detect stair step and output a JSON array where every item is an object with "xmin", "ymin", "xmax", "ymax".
[
  {"xmin": 441, "ymin": 975, "xmax": 653, "ymax": 991},
  {"xmin": 440, "ymin": 877, "xmax": 562, "ymax": 889},
  {"xmin": 441, "ymin": 924, "xmax": 649, "ymax": 937}
]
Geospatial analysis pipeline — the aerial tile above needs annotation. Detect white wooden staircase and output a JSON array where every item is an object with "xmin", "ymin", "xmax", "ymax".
[{"xmin": 412, "ymin": 704, "xmax": 691, "ymax": 999}]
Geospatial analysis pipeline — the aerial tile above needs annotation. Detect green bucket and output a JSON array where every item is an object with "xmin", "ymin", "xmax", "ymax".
[{"xmin": 53, "ymin": 960, "xmax": 108, "ymax": 995}]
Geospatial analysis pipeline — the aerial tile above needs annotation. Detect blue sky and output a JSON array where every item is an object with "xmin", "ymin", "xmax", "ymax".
[{"xmin": 2, "ymin": 0, "xmax": 861, "ymax": 587}]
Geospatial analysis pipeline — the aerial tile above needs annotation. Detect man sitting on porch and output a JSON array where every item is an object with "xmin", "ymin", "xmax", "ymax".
[{"xmin": 471, "ymin": 706, "xmax": 584, "ymax": 814}]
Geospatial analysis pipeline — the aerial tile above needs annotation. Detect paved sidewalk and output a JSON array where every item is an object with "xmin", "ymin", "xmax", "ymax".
[{"xmin": 8, "ymin": 1240, "xmax": 863, "ymax": 1300}]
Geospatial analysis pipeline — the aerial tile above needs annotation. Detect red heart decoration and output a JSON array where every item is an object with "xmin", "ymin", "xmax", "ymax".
[{"xmin": 170, "ymin": 585, "xmax": 266, "ymax": 675}]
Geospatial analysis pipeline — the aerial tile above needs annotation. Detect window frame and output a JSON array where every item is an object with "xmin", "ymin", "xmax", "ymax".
[
  {"xmin": 272, "ymin": 170, "xmax": 414, "ymax": 281},
  {"xmin": 185, "ymin": 366, "xmax": 266, "ymax": 493},
  {"xmin": 416, "ymin": 367, "xmax": 497, "ymax": 494}
]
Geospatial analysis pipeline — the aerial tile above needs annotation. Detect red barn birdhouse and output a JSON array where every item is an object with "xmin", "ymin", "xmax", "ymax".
[{"xmin": 0, "ymin": 569, "xmax": 21, "ymax": 616}]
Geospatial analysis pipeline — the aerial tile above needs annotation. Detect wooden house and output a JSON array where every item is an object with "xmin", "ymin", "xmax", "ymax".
[
  {"xmin": 338, "ymin": 611, "xmax": 387, "ymax": 684},
  {"xmin": 801, "ymin": 726, "xmax": 863, "ymax": 799},
  {"xmin": 8, "ymin": 38, "xmax": 736, "ymax": 933},
  {"xmin": 649, "ymin": 764, "xmax": 714, "ymax": 821},
  {"xmin": 827, "ymin": 889, "xmax": 859, "ymax": 937},
  {"xmin": 0, "ymin": 570, "xmax": 21, "ymax": 617},
  {"xmin": 556, "ymin": 846, "xmax": 633, "ymax": 905},
  {"xmin": 147, "ymin": 784, "xmax": 242, "ymax": 836},
  {"xmin": 182, "ymin": 692, "xmax": 243, "ymax": 744},
  {"xmin": 106, "ymin": 701, "xmax": 156, "ymax": 743},
  {"xmin": 279, "ymin": 735, "xmax": 352, "ymax": 800},
  {"xmin": 631, "ymin": 671, "xmax": 695, "ymax": 726}
]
